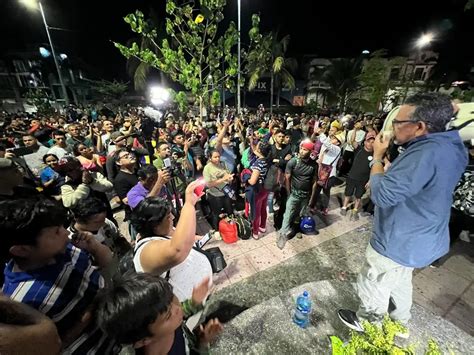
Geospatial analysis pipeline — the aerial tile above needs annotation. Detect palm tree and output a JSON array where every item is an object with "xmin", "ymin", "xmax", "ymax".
[
  {"xmin": 272, "ymin": 34, "xmax": 298, "ymax": 108},
  {"xmin": 309, "ymin": 58, "xmax": 363, "ymax": 112},
  {"xmin": 247, "ymin": 32, "xmax": 297, "ymax": 112}
]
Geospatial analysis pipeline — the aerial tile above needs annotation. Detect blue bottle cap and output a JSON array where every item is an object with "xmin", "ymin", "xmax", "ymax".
[{"xmin": 303, "ymin": 291, "xmax": 309, "ymax": 297}]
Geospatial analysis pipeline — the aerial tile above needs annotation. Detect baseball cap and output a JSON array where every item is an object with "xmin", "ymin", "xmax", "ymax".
[{"xmin": 300, "ymin": 139, "xmax": 315, "ymax": 151}]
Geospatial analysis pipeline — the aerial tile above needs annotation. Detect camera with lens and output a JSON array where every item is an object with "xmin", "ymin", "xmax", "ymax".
[{"xmin": 163, "ymin": 157, "xmax": 183, "ymax": 178}]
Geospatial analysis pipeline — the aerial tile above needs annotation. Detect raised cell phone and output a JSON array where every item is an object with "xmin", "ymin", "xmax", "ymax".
[
  {"xmin": 194, "ymin": 177, "xmax": 207, "ymax": 196},
  {"xmin": 196, "ymin": 231, "xmax": 213, "ymax": 249}
]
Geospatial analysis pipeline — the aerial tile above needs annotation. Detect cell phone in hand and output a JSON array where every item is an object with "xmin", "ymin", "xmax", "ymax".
[
  {"xmin": 195, "ymin": 231, "xmax": 213, "ymax": 249},
  {"xmin": 193, "ymin": 177, "xmax": 207, "ymax": 196},
  {"xmin": 8, "ymin": 147, "xmax": 33, "ymax": 157}
]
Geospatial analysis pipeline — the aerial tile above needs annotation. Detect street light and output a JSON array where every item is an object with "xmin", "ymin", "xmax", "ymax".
[
  {"xmin": 416, "ymin": 32, "xmax": 435, "ymax": 49},
  {"xmin": 149, "ymin": 86, "xmax": 170, "ymax": 106},
  {"xmin": 237, "ymin": 0, "xmax": 241, "ymax": 115},
  {"xmin": 19, "ymin": 0, "xmax": 69, "ymax": 105}
]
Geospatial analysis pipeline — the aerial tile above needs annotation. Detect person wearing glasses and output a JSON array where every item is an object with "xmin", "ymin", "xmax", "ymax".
[
  {"xmin": 338, "ymin": 93, "xmax": 468, "ymax": 335},
  {"xmin": 113, "ymin": 149, "xmax": 139, "ymax": 223}
]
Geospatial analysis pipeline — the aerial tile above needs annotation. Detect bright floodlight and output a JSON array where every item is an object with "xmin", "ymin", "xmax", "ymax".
[
  {"xmin": 39, "ymin": 47, "xmax": 51, "ymax": 58},
  {"xmin": 416, "ymin": 33, "xmax": 434, "ymax": 48},
  {"xmin": 19, "ymin": 0, "xmax": 38, "ymax": 10},
  {"xmin": 149, "ymin": 86, "xmax": 170, "ymax": 106},
  {"xmin": 362, "ymin": 50, "xmax": 370, "ymax": 54},
  {"xmin": 59, "ymin": 53, "xmax": 68, "ymax": 60}
]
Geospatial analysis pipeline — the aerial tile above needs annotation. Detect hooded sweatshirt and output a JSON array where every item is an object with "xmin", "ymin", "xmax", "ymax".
[{"xmin": 369, "ymin": 130, "xmax": 468, "ymax": 268}]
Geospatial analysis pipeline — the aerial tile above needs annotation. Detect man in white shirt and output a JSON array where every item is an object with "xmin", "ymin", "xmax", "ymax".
[
  {"xmin": 340, "ymin": 120, "xmax": 366, "ymax": 176},
  {"xmin": 47, "ymin": 130, "xmax": 69, "ymax": 159}
]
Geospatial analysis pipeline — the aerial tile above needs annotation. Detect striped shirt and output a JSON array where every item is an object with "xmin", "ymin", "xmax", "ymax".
[{"xmin": 2, "ymin": 243, "xmax": 119, "ymax": 354}]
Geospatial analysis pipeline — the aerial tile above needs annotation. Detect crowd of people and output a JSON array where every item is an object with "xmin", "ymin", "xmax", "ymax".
[{"xmin": 0, "ymin": 92, "xmax": 472, "ymax": 354}]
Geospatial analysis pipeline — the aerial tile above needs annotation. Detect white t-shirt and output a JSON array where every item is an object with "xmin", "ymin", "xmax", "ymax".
[
  {"xmin": 47, "ymin": 145, "xmax": 69, "ymax": 159},
  {"xmin": 344, "ymin": 129, "xmax": 366, "ymax": 152},
  {"xmin": 133, "ymin": 236, "xmax": 213, "ymax": 301},
  {"xmin": 319, "ymin": 134, "xmax": 342, "ymax": 178}
]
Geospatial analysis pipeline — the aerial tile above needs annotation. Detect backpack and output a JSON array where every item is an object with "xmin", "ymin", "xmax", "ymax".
[
  {"xmin": 218, "ymin": 218, "xmax": 239, "ymax": 244},
  {"xmin": 263, "ymin": 164, "xmax": 285, "ymax": 192},
  {"xmin": 240, "ymin": 168, "xmax": 253, "ymax": 185},
  {"xmin": 234, "ymin": 215, "xmax": 252, "ymax": 240},
  {"xmin": 117, "ymin": 237, "xmax": 164, "ymax": 277}
]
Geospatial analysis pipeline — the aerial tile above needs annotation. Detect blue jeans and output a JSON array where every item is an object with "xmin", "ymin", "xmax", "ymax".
[{"xmin": 280, "ymin": 190, "xmax": 310, "ymax": 237}]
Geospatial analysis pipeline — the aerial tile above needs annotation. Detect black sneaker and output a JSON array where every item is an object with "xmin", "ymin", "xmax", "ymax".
[{"xmin": 337, "ymin": 309, "xmax": 364, "ymax": 332}]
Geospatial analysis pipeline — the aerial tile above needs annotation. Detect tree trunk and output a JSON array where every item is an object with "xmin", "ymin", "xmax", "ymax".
[
  {"xmin": 270, "ymin": 71, "xmax": 274, "ymax": 114},
  {"xmin": 276, "ymin": 87, "xmax": 280, "ymax": 108},
  {"xmin": 199, "ymin": 96, "xmax": 204, "ymax": 120}
]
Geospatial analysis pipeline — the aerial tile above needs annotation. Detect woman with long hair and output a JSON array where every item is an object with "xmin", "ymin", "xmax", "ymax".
[
  {"xmin": 247, "ymin": 141, "xmax": 272, "ymax": 239},
  {"xmin": 73, "ymin": 143, "xmax": 103, "ymax": 174}
]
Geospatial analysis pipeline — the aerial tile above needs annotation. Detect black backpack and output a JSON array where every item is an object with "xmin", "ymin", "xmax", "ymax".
[
  {"xmin": 234, "ymin": 215, "xmax": 252, "ymax": 240},
  {"xmin": 263, "ymin": 164, "xmax": 284, "ymax": 192},
  {"xmin": 117, "ymin": 237, "xmax": 164, "ymax": 277}
]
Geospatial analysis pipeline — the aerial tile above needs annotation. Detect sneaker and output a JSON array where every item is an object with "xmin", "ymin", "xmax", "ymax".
[
  {"xmin": 321, "ymin": 208, "xmax": 329, "ymax": 216},
  {"xmin": 259, "ymin": 227, "xmax": 266, "ymax": 233},
  {"xmin": 337, "ymin": 309, "xmax": 364, "ymax": 332},
  {"xmin": 340, "ymin": 208, "xmax": 347, "ymax": 216},
  {"xmin": 252, "ymin": 232, "xmax": 259, "ymax": 240},
  {"xmin": 277, "ymin": 234, "xmax": 288, "ymax": 249},
  {"xmin": 351, "ymin": 210, "xmax": 359, "ymax": 221}
]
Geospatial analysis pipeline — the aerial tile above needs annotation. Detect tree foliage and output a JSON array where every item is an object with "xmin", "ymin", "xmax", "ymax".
[
  {"xmin": 92, "ymin": 80, "xmax": 128, "ymax": 101},
  {"xmin": 25, "ymin": 88, "xmax": 55, "ymax": 116},
  {"xmin": 358, "ymin": 49, "xmax": 406, "ymax": 112},
  {"xmin": 115, "ymin": 0, "xmax": 249, "ymax": 115},
  {"xmin": 466, "ymin": 0, "xmax": 474, "ymax": 10},
  {"xmin": 310, "ymin": 58, "xmax": 365, "ymax": 112},
  {"xmin": 245, "ymin": 17, "xmax": 297, "ymax": 110}
]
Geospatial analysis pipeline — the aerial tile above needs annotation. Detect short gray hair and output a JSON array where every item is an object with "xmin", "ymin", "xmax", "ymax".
[{"xmin": 405, "ymin": 92, "xmax": 453, "ymax": 133}]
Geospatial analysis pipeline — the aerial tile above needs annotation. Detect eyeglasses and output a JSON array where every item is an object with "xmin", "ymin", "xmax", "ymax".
[{"xmin": 392, "ymin": 119, "xmax": 419, "ymax": 126}]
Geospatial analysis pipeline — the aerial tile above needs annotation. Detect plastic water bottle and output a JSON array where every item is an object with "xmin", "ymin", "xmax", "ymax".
[{"xmin": 293, "ymin": 291, "xmax": 312, "ymax": 328}]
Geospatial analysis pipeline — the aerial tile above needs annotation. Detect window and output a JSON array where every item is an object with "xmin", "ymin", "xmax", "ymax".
[
  {"xmin": 413, "ymin": 67, "xmax": 424, "ymax": 81},
  {"xmin": 389, "ymin": 67, "xmax": 400, "ymax": 80},
  {"xmin": 13, "ymin": 60, "xmax": 27, "ymax": 73}
]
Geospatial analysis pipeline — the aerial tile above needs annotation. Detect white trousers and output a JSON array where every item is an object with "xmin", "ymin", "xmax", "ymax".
[{"xmin": 356, "ymin": 243, "xmax": 414, "ymax": 324}]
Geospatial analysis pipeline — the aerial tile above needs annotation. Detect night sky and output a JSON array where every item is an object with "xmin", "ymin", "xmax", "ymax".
[{"xmin": 1, "ymin": 0, "xmax": 473, "ymax": 82}]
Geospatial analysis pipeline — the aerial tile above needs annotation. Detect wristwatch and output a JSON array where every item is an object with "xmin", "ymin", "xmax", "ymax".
[{"xmin": 369, "ymin": 159, "xmax": 384, "ymax": 168}]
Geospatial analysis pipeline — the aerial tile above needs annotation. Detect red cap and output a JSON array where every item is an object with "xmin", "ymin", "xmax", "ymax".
[{"xmin": 300, "ymin": 139, "xmax": 315, "ymax": 151}]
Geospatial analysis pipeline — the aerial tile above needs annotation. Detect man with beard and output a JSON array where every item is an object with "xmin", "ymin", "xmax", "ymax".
[{"xmin": 277, "ymin": 139, "xmax": 318, "ymax": 249}]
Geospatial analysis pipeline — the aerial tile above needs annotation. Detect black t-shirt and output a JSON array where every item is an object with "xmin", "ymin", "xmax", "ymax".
[
  {"xmin": 114, "ymin": 171, "xmax": 139, "ymax": 219},
  {"xmin": 285, "ymin": 157, "xmax": 318, "ymax": 194},
  {"xmin": 348, "ymin": 146, "xmax": 373, "ymax": 183},
  {"xmin": 270, "ymin": 144, "xmax": 292, "ymax": 171},
  {"xmin": 114, "ymin": 171, "xmax": 139, "ymax": 200}
]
